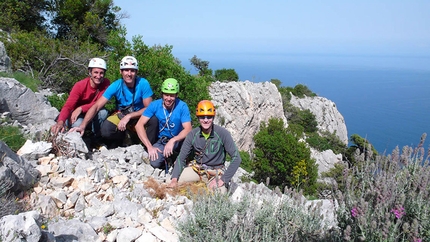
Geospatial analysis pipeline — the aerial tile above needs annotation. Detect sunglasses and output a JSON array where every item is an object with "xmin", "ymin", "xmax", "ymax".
[{"xmin": 198, "ymin": 115, "xmax": 214, "ymax": 120}]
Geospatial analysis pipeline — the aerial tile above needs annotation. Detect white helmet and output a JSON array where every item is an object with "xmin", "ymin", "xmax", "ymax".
[
  {"xmin": 120, "ymin": 56, "xmax": 138, "ymax": 70},
  {"xmin": 88, "ymin": 58, "xmax": 107, "ymax": 70}
]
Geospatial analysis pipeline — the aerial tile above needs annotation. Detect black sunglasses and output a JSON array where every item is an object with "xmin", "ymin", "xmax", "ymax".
[{"xmin": 198, "ymin": 115, "xmax": 213, "ymax": 120}]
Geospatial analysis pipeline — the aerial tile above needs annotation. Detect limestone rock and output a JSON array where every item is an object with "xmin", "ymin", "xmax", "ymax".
[
  {"xmin": 0, "ymin": 141, "xmax": 41, "ymax": 193},
  {"xmin": 209, "ymin": 81, "xmax": 288, "ymax": 152},
  {"xmin": 0, "ymin": 40, "xmax": 11, "ymax": 73},
  {"xmin": 290, "ymin": 94, "xmax": 348, "ymax": 145},
  {"xmin": 0, "ymin": 77, "xmax": 58, "ymax": 133}
]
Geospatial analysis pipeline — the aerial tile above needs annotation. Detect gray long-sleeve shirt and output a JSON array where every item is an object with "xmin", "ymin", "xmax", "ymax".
[{"xmin": 171, "ymin": 124, "xmax": 242, "ymax": 185}]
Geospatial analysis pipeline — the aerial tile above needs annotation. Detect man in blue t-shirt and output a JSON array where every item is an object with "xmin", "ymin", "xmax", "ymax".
[
  {"xmin": 136, "ymin": 78, "xmax": 192, "ymax": 169},
  {"xmin": 70, "ymin": 56, "xmax": 158, "ymax": 147}
]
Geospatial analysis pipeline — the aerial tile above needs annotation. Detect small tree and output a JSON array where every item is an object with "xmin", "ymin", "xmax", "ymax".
[
  {"xmin": 252, "ymin": 118, "xmax": 318, "ymax": 195},
  {"xmin": 214, "ymin": 68, "xmax": 239, "ymax": 82},
  {"xmin": 346, "ymin": 134, "xmax": 378, "ymax": 166},
  {"xmin": 190, "ymin": 55, "xmax": 212, "ymax": 76}
]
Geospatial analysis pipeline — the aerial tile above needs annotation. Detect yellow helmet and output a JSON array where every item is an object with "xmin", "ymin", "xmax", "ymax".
[{"xmin": 196, "ymin": 100, "xmax": 215, "ymax": 116}]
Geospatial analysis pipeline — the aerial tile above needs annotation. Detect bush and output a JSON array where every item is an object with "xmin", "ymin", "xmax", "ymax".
[
  {"xmin": 277, "ymin": 84, "xmax": 317, "ymax": 102},
  {"xmin": 178, "ymin": 191, "xmax": 330, "ymax": 241},
  {"xmin": 239, "ymin": 151, "xmax": 253, "ymax": 173},
  {"xmin": 47, "ymin": 93, "xmax": 69, "ymax": 111},
  {"xmin": 214, "ymin": 68, "xmax": 239, "ymax": 82},
  {"xmin": 3, "ymin": 30, "xmax": 104, "ymax": 93},
  {"xmin": 251, "ymin": 118, "xmax": 318, "ymax": 195},
  {"xmin": 306, "ymin": 131, "xmax": 347, "ymax": 154},
  {"xmin": 345, "ymin": 134, "xmax": 378, "ymax": 167},
  {"xmin": 0, "ymin": 125, "xmax": 26, "ymax": 152},
  {"xmin": 284, "ymin": 103, "xmax": 318, "ymax": 134},
  {"xmin": 335, "ymin": 134, "xmax": 430, "ymax": 241}
]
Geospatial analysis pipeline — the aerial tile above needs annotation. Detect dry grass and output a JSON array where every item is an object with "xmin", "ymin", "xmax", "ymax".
[{"xmin": 143, "ymin": 177, "xmax": 211, "ymax": 199}]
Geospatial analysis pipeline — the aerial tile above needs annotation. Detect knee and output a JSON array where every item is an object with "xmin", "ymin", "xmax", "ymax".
[
  {"xmin": 101, "ymin": 120, "xmax": 122, "ymax": 139},
  {"xmin": 150, "ymin": 159, "xmax": 165, "ymax": 169},
  {"xmin": 97, "ymin": 109, "xmax": 109, "ymax": 120}
]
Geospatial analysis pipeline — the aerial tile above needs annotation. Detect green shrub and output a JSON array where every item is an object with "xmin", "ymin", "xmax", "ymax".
[
  {"xmin": 3, "ymin": 30, "xmax": 104, "ymax": 93},
  {"xmin": 239, "ymin": 151, "xmax": 253, "ymax": 173},
  {"xmin": 306, "ymin": 131, "xmax": 347, "ymax": 154},
  {"xmin": 214, "ymin": 68, "xmax": 239, "ymax": 82},
  {"xmin": 284, "ymin": 103, "xmax": 318, "ymax": 134},
  {"xmin": 47, "ymin": 93, "xmax": 69, "ymax": 111},
  {"xmin": 345, "ymin": 134, "xmax": 378, "ymax": 166},
  {"xmin": 0, "ymin": 125, "xmax": 26, "ymax": 152},
  {"xmin": 252, "ymin": 118, "xmax": 318, "ymax": 195},
  {"xmin": 277, "ymin": 83, "xmax": 317, "ymax": 102}
]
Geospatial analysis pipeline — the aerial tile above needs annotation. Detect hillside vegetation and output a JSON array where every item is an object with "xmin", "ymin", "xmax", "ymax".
[{"xmin": 1, "ymin": 1, "xmax": 429, "ymax": 240}]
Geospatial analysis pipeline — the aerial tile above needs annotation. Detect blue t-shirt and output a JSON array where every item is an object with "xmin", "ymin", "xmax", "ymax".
[
  {"xmin": 103, "ymin": 77, "xmax": 153, "ymax": 111},
  {"xmin": 143, "ymin": 99, "xmax": 191, "ymax": 138}
]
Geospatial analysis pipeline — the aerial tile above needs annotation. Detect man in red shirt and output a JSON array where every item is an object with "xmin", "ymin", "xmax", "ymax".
[{"xmin": 50, "ymin": 58, "xmax": 110, "ymax": 137}]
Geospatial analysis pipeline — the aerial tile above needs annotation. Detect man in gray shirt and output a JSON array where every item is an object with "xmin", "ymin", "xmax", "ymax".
[{"xmin": 168, "ymin": 100, "xmax": 242, "ymax": 191}]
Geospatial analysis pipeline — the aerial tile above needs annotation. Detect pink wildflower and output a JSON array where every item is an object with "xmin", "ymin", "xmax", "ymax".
[
  {"xmin": 413, "ymin": 238, "xmax": 422, "ymax": 242},
  {"xmin": 391, "ymin": 206, "xmax": 405, "ymax": 219},
  {"xmin": 351, "ymin": 207, "xmax": 358, "ymax": 218}
]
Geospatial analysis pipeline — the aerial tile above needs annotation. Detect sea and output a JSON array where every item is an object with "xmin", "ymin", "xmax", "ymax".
[{"xmin": 176, "ymin": 52, "xmax": 430, "ymax": 154}]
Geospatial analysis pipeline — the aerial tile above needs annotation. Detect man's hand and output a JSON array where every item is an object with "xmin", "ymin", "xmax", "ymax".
[
  {"xmin": 68, "ymin": 126, "xmax": 85, "ymax": 136},
  {"xmin": 209, "ymin": 178, "xmax": 224, "ymax": 189},
  {"xmin": 70, "ymin": 107, "xmax": 82, "ymax": 124},
  {"xmin": 167, "ymin": 178, "xmax": 178, "ymax": 188},
  {"xmin": 117, "ymin": 115, "xmax": 130, "ymax": 131},
  {"xmin": 147, "ymin": 146, "xmax": 161, "ymax": 161},
  {"xmin": 163, "ymin": 139, "xmax": 176, "ymax": 158},
  {"xmin": 51, "ymin": 121, "xmax": 65, "ymax": 135}
]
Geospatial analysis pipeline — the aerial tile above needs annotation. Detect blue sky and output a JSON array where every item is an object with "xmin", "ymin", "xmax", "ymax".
[{"xmin": 114, "ymin": 1, "xmax": 430, "ymax": 58}]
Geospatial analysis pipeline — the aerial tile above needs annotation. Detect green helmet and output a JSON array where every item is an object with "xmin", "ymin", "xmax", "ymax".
[{"xmin": 161, "ymin": 78, "xmax": 179, "ymax": 94}]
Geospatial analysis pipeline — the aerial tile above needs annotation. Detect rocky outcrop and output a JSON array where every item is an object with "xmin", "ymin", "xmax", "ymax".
[
  {"xmin": 290, "ymin": 94, "xmax": 348, "ymax": 145},
  {"xmin": 0, "ymin": 141, "xmax": 41, "ymax": 193},
  {"xmin": 0, "ymin": 40, "xmax": 11, "ymax": 73},
  {"xmin": 0, "ymin": 77, "xmax": 58, "ymax": 136},
  {"xmin": 0, "ymin": 77, "xmax": 347, "ymax": 240},
  {"xmin": 0, "ymin": 141, "xmax": 336, "ymax": 241},
  {"xmin": 311, "ymin": 148, "xmax": 343, "ymax": 174},
  {"xmin": 209, "ymin": 81, "xmax": 288, "ymax": 153}
]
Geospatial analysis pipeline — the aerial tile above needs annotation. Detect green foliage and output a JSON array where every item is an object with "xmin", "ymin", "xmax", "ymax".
[
  {"xmin": 252, "ymin": 118, "xmax": 318, "ymax": 195},
  {"xmin": 306, "ymin": 131, "xmax": 347, "ymax": 154},
  {"xmin": 345, "ymin": 134, "xmax": 378, "ymax": 166},
  {"xmin": 277, "ymin": 83, "xmax": 317, "ymax": 103},
  {"xmin": 0, "ymin": 125, "xmax": 26, "ymax": 152},
  {"xmin": 335, "ymin": 135, "xmax": 430, "ymax": 241},
  {"xmin": 49, "ymin": 0, "xmax": 121, "ymax": 48},
  {"xmin": 0, "ymin": 71, "xmax": 40, "ymax": 92},
  {"xmin": 178, "ymin": 192, "xmax": 330, "ymax": 241},
  {"xmin": 190, "ymin": 55, "xmax": 212, "ymax": 76},
  {"xmin": 284, "ymin": 104, "xmax": 318, "ymax": 134},
  {"xmin": 3, "ymin": 30, "xmax": 105, "ymax": 92},
  {"xmin": 0, "ymin": 0, "xmax": 49, "ymax": 32},
  {"xmin": 291, "ymin": 84, "xmax": 317, "ymax": 98},
  {"xmin": 239, "ymin": 151, "xmax": 253, "ymax": 173},
  {"xmin": 349, "ymin": 133, "xmax": 378, "ymax": 156},
  {"xmin": 270, "ymin": 78, "xmax": 281, "ymax": 88},
  {"xmin": 47, "ymin": 93, "xmax": 69, "ymax": 111},
  {"xmin": 214, "ymin": 68, "xmax": 239, "ymax": 82}
]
